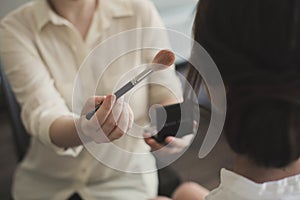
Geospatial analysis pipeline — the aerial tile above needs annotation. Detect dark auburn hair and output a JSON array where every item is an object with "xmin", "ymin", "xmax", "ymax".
[{"xmin": 187, "ymin": 0, "xmax": 300, "ymax": 168}]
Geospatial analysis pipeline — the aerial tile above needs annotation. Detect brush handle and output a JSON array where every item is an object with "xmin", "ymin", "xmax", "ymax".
[
  {"xmin": 114, "ymin": 81, "xmax": 135, "ymax": 99},
  {"xmin": 85, "ymin": 82, "xmax": 134, "ymax": 120},
  {"xmin": 85, "ymin": 102, "xmax": 102, "ymax": 120}
]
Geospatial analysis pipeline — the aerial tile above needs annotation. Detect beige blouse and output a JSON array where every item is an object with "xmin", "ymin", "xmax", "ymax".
[{"xmin": 0, "ymin": 0, "xmax": 183, "ymax": 199}]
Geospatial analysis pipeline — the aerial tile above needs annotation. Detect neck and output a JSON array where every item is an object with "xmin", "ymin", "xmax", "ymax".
[
  {"xmin": 48, "ymin": 0, "xmax": 97, "ymax": 39},
  {"xmin": 234, "ymin": 155, "xmax": 300, "ymax": 183}
]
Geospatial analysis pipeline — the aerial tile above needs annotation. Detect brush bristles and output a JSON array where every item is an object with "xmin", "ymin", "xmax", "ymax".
[{"xmin": 152, "ymin": 49, "xmax": 175, "ymax": 71}]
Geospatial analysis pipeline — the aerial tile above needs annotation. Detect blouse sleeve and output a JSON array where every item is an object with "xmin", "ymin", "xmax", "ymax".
[{"xmin": 0, "ymin": 15, "xmax": 82, "ymax": 157}]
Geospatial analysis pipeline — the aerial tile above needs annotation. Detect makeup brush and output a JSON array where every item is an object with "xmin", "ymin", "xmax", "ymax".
[{"xmin": 86, "ymin": 49, "xmax": 175, "ymax": 120}]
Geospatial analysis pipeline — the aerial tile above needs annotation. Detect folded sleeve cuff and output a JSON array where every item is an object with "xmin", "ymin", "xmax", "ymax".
[{"xmin": 37, "ymin": 111, "xmax": 83, "ymax": 157}]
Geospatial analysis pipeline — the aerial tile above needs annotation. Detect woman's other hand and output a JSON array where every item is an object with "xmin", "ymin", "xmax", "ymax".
[{"xmin": 144, "ymin": 133, "xmax": 193, "ymax": 154}]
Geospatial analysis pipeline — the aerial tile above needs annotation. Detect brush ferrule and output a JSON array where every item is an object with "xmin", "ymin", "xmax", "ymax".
[{"xmin": 131, "ymin": 69, "xmax": 153, "ymax": 85}]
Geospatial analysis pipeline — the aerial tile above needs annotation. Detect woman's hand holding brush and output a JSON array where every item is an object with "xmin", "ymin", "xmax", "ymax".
[
  {"xmin": 77, "ymin": 95, "xmax": 134, "ymax": 144},
  {"xmin": 79, "ymin": 49, "xmax": 175, "ymax": 144},
  {"xmin": 85, "ymin": 49, "xmax": 176, "ymax": 120}
]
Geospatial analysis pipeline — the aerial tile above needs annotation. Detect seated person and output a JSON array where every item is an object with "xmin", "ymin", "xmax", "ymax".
[
  {"xmin": 155, "ymin": 0, "xmax": 300, "ymax": 199},
  {"xmin": 0, "ymin": 0, "xmax": 182, "ymax": 199},
  {"xmin": 172, "ymin": 94, "xmax": 300, "ymax": 200}
]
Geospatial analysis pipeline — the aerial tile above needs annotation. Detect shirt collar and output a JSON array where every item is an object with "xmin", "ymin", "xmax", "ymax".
[
  {"xmin": 34, "ymin": 1, "xmax": 52, "ymax": 31},
  {"xmin": 34, "ymin": 0, "xmax": 134, "ymax": 32},
  {"xmin": 220, "ymin": 168, "xmax": 300, "ymax": 199}
]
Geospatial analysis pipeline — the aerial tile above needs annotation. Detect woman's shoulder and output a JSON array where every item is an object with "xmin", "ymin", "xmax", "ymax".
[
  {"xmin": 108, "ymin": 0, "xmax": 155, "ymax": 12},
  {"xmin": 121, "ymin": 0, "xmax": 157, "ymax": 18},
  {"xmin": 1, "ymin": 1, "xmax": 45, "ymax": 32},
  {"xmin": 128, "ymin": 0, "xmax": 155, "ymax": 9},
  {"xmin": 2, "ymin": 1, "xmax": 40, "ymax": 23},
  {"xmin": 127, "ymin": 0, "xmax": 160, "ymax": 25},
  {"xmin": 107, "ymin": 0, "xmax": 160, "ymax": 27}
]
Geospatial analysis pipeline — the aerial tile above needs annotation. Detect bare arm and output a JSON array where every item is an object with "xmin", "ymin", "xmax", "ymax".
[
  {"xmin": 50, "ymin": 95, "xmax": 134, "ymax": 149},
  {"xmin": 50, "ymin": 116, "xmax": 83, "ymax": 148}
]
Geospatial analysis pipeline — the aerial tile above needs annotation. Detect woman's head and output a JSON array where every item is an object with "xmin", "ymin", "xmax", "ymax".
[
  {"xmin": 191, "ymin": 0, "xmax": 300, "ymax": 84},
  {"xmin": 188, "ymin": 0, "xmax": 300, "ymax": 168},
  {"xmin": 225, "ymin": 90, "xmax": 300, "ymax": 168}
]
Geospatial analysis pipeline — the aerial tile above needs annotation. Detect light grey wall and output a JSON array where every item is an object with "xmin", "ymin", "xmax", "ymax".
[
  {"xmin": 152, "ymin": 0, "xmax": 198, "ymax": 64},
  {"xmin": 0, "ymin": 0, "xmax": 29, "ymax": 19}
]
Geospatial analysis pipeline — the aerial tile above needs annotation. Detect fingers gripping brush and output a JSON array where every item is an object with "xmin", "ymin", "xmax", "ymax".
[{"xmin": 86, "ymin": 49, "xmax": 176, "ymax": 120}]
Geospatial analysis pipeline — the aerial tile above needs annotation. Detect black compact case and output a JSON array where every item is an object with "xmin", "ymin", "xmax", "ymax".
[{"xmin": 151, "ymin": 100, "xmax": 195, "ymax": 144}]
